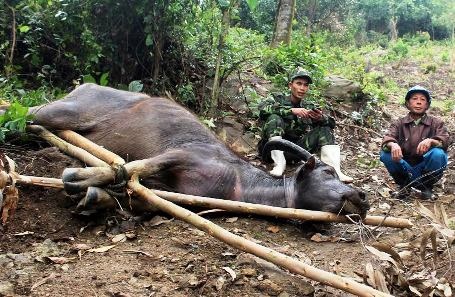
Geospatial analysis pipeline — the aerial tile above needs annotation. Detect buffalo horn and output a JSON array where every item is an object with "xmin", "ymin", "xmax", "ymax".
[{"xmin": 262, "ymin": 138, "xmax": 313, "ymax": 161}]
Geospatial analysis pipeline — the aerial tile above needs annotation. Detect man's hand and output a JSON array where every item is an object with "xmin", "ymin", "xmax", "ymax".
[
  {"xmin": 291, "ymin": 108, "xmax": 323, "ymax": 120},
  {"xmin": 417, "ymin": 138, "xmax": 438, "ymax": 155},
  {"xmin": 389, "ymin": 142, "xmax": 403, "ymax": 162},
  {"xmin": 308, "ymin": 108, "xmax": 323, "ymax": 120}
]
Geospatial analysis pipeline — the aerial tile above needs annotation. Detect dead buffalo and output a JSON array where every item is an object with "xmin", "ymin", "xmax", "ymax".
[{"xmin": 28, "ymin": 83, "xmax": 369, "ymax": 216}]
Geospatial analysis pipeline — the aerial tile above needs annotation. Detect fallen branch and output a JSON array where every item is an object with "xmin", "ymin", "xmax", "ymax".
[
  {"xmin": 129, "ymin": 174, "xmax": 392, "ymax": 297},
  {"xmin": 31, "ymin": 273, "xmax": 59, "ymax": 291},
  {"xmin": 338, "ymin": 122, "xmax": 382, "ymax": 137},
  {"xmin": 122, "ymin": 249, "xmax": 155, "ymax": 258},
  {"xmin": 11, "ymin": 173, "xmax": 412, "ymax": 228}
]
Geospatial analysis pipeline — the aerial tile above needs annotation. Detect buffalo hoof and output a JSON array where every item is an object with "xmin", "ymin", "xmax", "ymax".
[
  {"xmin": 63, "ymin": 167, "xmax": 115, "ymax": 194},
  {"xmin": 77, "ymin": 186, "xmax": 117, "ymax": 211}
]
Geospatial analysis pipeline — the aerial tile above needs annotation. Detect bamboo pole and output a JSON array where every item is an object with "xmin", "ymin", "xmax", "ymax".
[
  {"xmin": 129, "ymin": 175, "xmax": 392, "ymax": 297},
  {"xmin": 26, "ymin": 125, "xmax": 109, "ymax": 168},
  {"xmin": 57, "ymin": 130, "xmax": 125, "ymax": 166},
  {"xmin": 153, "ymin": 189, "xmax": 413, "ymax": 229},
  {"xmin": 11, "ymin": 173, "xmax": 412, "ymax": 228},
  {"xmin": 11, "ymin": 173, "xmax": 63, "ymax": 189}
]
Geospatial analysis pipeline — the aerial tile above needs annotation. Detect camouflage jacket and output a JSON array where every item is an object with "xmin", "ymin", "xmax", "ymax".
[{"xmin": 258, "ymin": 93, "xmax": 334, "ymax": 128}]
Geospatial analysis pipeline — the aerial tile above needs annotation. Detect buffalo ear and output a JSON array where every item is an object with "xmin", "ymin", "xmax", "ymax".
[{"xmin": 295, "ymin": 156, "xmax": 316, "ymax": 181}]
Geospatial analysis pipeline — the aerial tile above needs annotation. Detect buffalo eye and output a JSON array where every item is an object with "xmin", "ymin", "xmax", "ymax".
[{"xmin": 324, "ymin": 168, "xmax": 336, "ymax": 176}]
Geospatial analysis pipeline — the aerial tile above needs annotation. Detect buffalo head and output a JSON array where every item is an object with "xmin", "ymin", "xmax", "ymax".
[{"xmin": 263, "ymin": 139, "xmax": 370, "ymax": 218}]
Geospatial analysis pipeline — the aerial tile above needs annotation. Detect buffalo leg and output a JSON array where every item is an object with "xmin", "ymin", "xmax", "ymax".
[
  {"xmin": 63, "ymin": 149, "xmax": 196, "ymax": 200},
  {"xmin": 77, "ymin": 186, "xmax": 158, "ymax": 212}
]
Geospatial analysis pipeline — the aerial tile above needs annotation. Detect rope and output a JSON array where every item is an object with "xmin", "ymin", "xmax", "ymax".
[{"xmin": 103, "ymin": 164, "xmax": 129, "ymax": 198}]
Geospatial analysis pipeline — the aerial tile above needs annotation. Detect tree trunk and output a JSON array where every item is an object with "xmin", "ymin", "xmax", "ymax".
[
  {"xmin": 210, "ymin": 1, "xmax": 236, "ymax": 116},
  {"xmin": 6, "ymin": 4, "xmax": 16, "ymax": 78},
  {"xmin": 389, "ymin": 16, "xmax": 398, "ymax": 41},
  {"xmin": 152, "ymin": 32, "xmax": 163, "ymax": 83},
  {"xmin": 305, "ymin": 0, "xmax": 317, "ymax": 37},
  {"xmin": 271, "ymin": 0, "xmax": 296, "ymax": 47}
]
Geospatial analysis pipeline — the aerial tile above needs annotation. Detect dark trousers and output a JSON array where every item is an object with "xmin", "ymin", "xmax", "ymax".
[{"xmin": 380, "ymin": 147, "xmax": 448, "ymax": 189}]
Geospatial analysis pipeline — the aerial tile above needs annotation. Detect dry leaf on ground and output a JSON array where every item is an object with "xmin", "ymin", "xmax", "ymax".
[{"xmin": 88, "ymin": 245, "xmax": 116, "ymax": 253}]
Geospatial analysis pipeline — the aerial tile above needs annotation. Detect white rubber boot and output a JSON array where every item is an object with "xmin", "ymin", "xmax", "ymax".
[
  {"xmin": 269, "ymin": 136, "xmax": 286, "ymax": 177},
  {"xmin": 320, "ymin": 144, "xmax": 354, "ymax": 183}
]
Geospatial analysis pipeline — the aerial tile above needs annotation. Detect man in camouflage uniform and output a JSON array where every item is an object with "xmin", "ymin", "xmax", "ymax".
[{"xmin": 258, "ymin": 70, "xmax": 353, "ymax": 182}]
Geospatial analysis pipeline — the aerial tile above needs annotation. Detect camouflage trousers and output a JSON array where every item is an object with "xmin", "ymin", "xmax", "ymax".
[{"xmin": 260, "ymin": 114, "xmax": 335, "ymax": 155}]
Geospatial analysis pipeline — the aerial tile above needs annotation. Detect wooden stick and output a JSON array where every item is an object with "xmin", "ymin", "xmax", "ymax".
[
  {"xmin": 11, "ymin": 173, "xmax": 412, "ymax": 228},
  {"xmin": 338, "ymin": 122, "xmax": 382, "ymax": 137},
  {"xmin": 152, "ymin": 189, "xmax": 413, "ymax": 229},
  {"xmin": 11, "ymin": 173, "xmax": 63, "ymax": 189},
  {"xmin": 129, "ymin": 175, "xmax": 392, "ymax": 297},
  {"xmin": 26, "ymin": 125, "xmax": 109, "ymax": 168},
  {"xmin": 57, "ymin": 130, "xmax": 125, "ymax": 166}
]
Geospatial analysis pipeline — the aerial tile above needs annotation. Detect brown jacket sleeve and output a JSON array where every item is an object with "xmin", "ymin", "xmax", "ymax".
[
  {"xmin": 381, "ymin": 119, "xmax": 400, "ymax": 148},
  {"xmin": 431, "ymin": 117, "xmax": 450, "ymax": 150}
]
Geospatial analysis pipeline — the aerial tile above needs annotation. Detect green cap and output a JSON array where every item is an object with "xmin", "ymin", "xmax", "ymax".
[{"xmin": 289, "ymin": 69, "xmax": 313, "ymax": 83}]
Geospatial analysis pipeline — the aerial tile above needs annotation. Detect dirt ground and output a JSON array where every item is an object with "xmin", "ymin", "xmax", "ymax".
[{"xmin": 1, "ymin": 62, "xmax": 455, "ymax": 296}]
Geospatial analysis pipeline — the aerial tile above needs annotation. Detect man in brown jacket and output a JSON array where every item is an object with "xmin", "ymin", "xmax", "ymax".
[{"xmin": 380, "ymin": 85, "xmax": 450, "ymax": 200}]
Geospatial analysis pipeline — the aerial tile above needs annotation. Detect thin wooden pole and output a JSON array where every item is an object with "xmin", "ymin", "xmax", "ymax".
[
  {"xmin": 129, "ymin": 175, "xmax": 392, "ymax": 297},
  {"xmin": 12, "ymin": 173, "xmax": 412, "ymax": 229},
  {"xmin": 26, "ymin": 125, "xmax": 108, "ymax": 168},
  {"xmin": 57, "ymin": 130, "xmax": 125, "ymax": 166}
]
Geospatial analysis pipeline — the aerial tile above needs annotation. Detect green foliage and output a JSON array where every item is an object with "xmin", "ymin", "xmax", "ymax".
[
  {"xmin": 1, "ymin": 0, "xmax": 454, "ymax": 124},
  {"xmin": 261, "ymin": 34, "xmax": 327, "ymax": 90},
  {"xmin": 243, "ymin": 86, "xmax": 265, "ymax": 118},
  {"xmin": 223, "ymin": 27, "xmax": 266, "ymax": 75},
  {"xmin": 245, "ymin": 0, "xmax": 258, "ymax": 11},
  {"xmin": 82, "ymin": 75, "xmax": 96, "ymax": 84},
  {"xmin": 4, "ymin": 0, "xmax": 105, "ymax": 86},
  {"xmin": 183, "ymin": 11, "xmax": 266, "ymax": 112},
  {"xmin": 365, "ymin": 31, "xmax": 389, "ymax": 47},
  {"xmin": 350, "ymin": 96, "xmax": 382, "ymax": 128},
  {"xmin": 128, "ymin": 81, "xmax": 144, "ymax": 93},
  {"xmin": 1, "ymin": 0, "xmax": 196, "ymax": 91},
  {"xmin": 402, "ymin": 32, "xmax": 432, "ymax": 46},
  {"xmin": 177, "ymin": 83, "xmax": 197, "ymax": 105},
  {"xmin": 431, "ymin": 0, "xmax": 455, "ymax": 40},
  {"xmin": 423, "ymin": 64, "xmax": 437, "ymax": 73},
  {"xmin": 82, "ymin": 72, "xmax": 109, "ymax": 86},
  {"xmin": 449, "ymin": 220, "xmax": 455, "ymax": 230},
  {"xmin": 443, "ymin": 99, "xmax": 455, "ymax": 113},
  {"xmin": 0, "ymin": 76, "xmax": 59, "ymax": 106},
  {"xmin": 201, "ymin": 117, "xmax": 216, "ymax": 128},
  {"xmin": 238, "ymin": 0, "xmax": 276, "ymax": 38},
  {"xmin": 0, "ymin": 75, "xmax": 61, "ymax": 142},
  {"xmin": 356, "ymin": 156, "xmax": 381, "ymax": 169},
  {"xmin": 390, "ymin": 39, "xmax": 409, "ymax": 58},
  {"xmin": 0, "ymin": 101, "xmax": 33, "ymax": 142},
  {"xmin": 441, "ymin": 51, "xmax": 449, "ymax": 62}
]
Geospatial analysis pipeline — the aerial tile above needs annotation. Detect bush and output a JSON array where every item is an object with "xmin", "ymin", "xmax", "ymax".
[
  {"xmin": 0, "ymin": 76, "xmax": 62, "ymax": 142},
  {"xmin": 390, "ymin": 39, "xmax": 409, "ymax": 58},
  {"xmin": 403, "ymin": 32, "xmax": 431, "ymax": 45},
  {"xmin": 0, "ymin": 101, "xmax": 33, "ymax": 142},
  {"xmin": 261, "ymin": 34, "xmax": 327, "ymax": 91}
]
